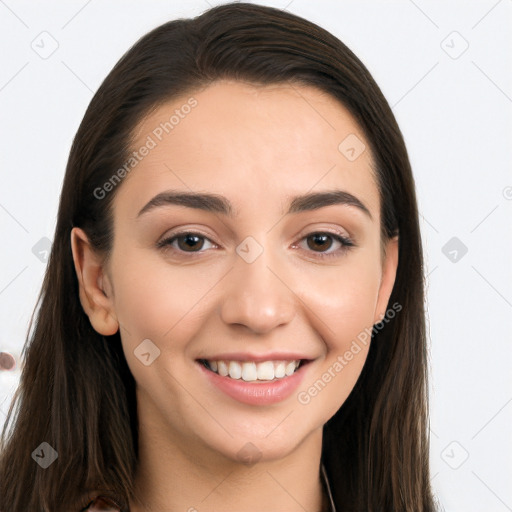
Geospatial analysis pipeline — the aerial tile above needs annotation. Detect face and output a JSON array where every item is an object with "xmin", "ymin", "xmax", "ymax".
[{"xmin": 72, "ymin": 79, "xmax": 398, "ymax": 465}]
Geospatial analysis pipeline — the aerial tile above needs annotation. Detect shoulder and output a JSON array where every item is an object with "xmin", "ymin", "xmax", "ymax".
[{"xmin": 79, "ymin": 495, "xmax": 123, "ymax": 511}]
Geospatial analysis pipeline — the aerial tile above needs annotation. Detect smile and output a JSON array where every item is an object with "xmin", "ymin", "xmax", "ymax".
[
  {"xmin": 196, "ymin": 356, "xmax": 313, "ymax": 405},
  {"xmin": 199, "ymin": 359, "xmax": 305, "ymax": 382}
]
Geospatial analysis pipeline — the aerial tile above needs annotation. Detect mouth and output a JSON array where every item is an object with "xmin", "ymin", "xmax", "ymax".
[
  {"xmin": 197, "ymin": 358, "xmax": 310, "ymax": 383},
  {"xmin": 196, "ymin": 354, "xmax": 314, "ymax": 405}
]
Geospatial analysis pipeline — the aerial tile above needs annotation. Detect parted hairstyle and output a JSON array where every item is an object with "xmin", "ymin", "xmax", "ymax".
[{"xmin": 0, "ymin": 3, "xmax": 437, "ymax": 511}]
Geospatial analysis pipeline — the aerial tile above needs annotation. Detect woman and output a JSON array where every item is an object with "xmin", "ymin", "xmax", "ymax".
[{"xmin": 0, "ymin": 3, "xmax": 437, "ymax": 511}]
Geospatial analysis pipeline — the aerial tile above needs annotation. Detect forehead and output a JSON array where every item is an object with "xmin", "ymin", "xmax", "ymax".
[{"xmin": 115, "ymin": 79, "xmax": 379, "ymax": 221}]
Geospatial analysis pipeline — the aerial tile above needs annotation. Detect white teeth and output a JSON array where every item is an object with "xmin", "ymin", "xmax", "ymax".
[
  {"xmin": 274, "ymin": 362, "xmax": 286, "ymax": 378},
  {"xmin": 241, "ymin": 362, "xmax": 257, "ymax": 381},
  {"xmin": 228, "ymin": 361, "xmax": 242, "ymax": 379},
  {"xmin": 257, "ymin": 361, "xmax": 275, "ymax": 380},
  {"xmin": 205, "ymin": 359, "xmax": 302, "ymax": 381},
  {"xmin": 217, "ymin": 360, "xmax": 229, "ymax": 377},
  {"xmin": 285, "ymin": 361, "xmax": 296, "ymax": 376}
]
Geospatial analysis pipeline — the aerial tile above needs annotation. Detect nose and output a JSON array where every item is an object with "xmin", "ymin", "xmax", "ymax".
[{"xmin": 219, "ymin": 247, "xmax": 296, "ymax": 335}]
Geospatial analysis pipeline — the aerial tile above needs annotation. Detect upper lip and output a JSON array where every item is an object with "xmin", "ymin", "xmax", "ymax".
[{"xmin": 197, "ymin": 352, "xmax": 314, "ymax": 362}]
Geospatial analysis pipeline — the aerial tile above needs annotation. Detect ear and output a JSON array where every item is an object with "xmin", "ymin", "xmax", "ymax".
[
  {"xmin": 373, "ymin": 235, "xmax": 399, "ymax": 324},
  {"xmin": 70, "ymin": 227, "xmax": 119, "ymax": 336}
]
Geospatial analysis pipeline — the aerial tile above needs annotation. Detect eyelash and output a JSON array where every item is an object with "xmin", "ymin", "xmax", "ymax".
[{"xmin": 156, "ymin": 230, "xmax": 355, "ymax": 260}]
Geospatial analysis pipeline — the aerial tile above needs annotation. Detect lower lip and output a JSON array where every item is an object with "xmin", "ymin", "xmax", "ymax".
[{"xmin": 197, "ymin": 361, "xmax": 309, "ymax": 406}]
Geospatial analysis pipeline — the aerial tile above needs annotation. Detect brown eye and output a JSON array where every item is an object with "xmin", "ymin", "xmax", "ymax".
[
  {"xmin": 157, "ymin": 232, "xmax": 215, "ymax": 254},
  {"xmin": 175, "ymin": 234, "xmax": 205, "ymax": 252},
  {"xmin": 306, "ymin": 233, "xmax": 334, "ymax": 252},
  {"xmin": 296, "ymin": 231, "xmax": 354, "ymax": 259}
]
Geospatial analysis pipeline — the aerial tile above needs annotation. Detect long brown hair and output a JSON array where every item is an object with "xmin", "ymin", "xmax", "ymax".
[{"xmin": 0, "ymin": 3, "xmax": 437, "ymax": 511}]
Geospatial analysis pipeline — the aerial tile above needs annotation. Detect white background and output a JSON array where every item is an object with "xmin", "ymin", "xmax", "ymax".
[{"xmin": 1, "ymin": 1, "xmax": 511, "ymax": 511}]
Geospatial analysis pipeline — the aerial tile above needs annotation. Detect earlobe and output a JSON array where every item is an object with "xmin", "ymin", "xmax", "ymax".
[
  {"xmin": 70, "ymin": 227, "xmax": 119, "ymax": 336},
  {"xmin": 373, "ymin": 235, "xmax": 399, "ymax": 325}
]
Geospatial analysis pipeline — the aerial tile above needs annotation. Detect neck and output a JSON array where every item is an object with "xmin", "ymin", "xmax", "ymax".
[{"xmin": 130, "ymin": 399, "xmax": 325, "ymax": 512}]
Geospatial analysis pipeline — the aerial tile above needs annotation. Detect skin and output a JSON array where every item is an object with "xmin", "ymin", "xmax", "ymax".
[{"xmin": 71, "ymin": 80, "xmax": 398, "ymax": 512}]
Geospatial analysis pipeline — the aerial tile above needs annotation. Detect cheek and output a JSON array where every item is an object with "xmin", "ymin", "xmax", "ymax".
[
  {"xmin": 296, "ymin": 254, "xmax": 381, "ymax": 350},
  {"xmin": 291, "ymin": 255, "xmax": 380, "ymax": 420},
  {"xmin": 109, "ymin": 248, "xmax": 224, "ymax": 354},
  {"xmin": 108, "ymin": 251, "xmax": 214, "ymax": 405}
]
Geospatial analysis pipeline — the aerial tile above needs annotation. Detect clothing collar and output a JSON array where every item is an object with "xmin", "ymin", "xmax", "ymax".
[{"xmin": 321, "ymin": 462, "xmax": 337, "ymax": 512}]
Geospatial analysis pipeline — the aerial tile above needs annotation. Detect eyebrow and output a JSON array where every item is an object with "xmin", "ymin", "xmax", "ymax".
[{"xmin": 137, "ymin": 189, "xmax": 372, "ymax": 220}]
